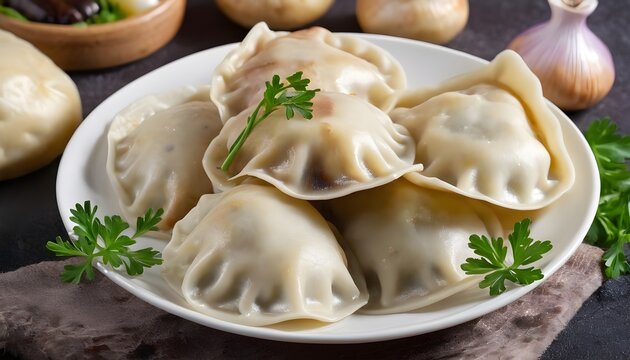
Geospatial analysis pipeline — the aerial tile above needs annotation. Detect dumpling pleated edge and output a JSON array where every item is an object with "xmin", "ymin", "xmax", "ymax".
[{"xmin": 395, "ymin": 50, "xmax": 576, "ymax": 210}]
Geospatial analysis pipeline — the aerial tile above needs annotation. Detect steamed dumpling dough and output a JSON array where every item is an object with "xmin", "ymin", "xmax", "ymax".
[
  {"xmin": 211, "ymin": 22, "xmax": 406, "ymax": 121},
  {"xmin": 204, "ymin": 92, "xmax": 422, "ymax": 200},
  {"xmin": 107, "ymin": 85, "xmax": 222, "ymax": 233},
  {"xmin": 0, "ymin": 30, "xmax": 81, "ymax": 180},
  {"xmin": 162, "ymin": 184, "xmax": 368, "ymax": 326},
  {"xmin": 356, "ymin": 0, "xmax": 469, "ymax": 44},
  {"xmin": 216, "ymin": 0, "xmax": 334, "ymax": 30},
  {"xmin": 392, "ymin": 50, "xmax": 575, "ymax": 210},
  {"xmin": 328, "ymin": 178, "xmax": 504, "ymax": 314}
]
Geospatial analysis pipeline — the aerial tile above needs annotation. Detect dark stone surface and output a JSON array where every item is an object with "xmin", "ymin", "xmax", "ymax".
[
  {"xmin": 0, "ymin": 245, "xmax": 605, "ymax": 360},
  {"xmin": 1, "ymin": 0, "xmax": 628, "ymax": 358}
]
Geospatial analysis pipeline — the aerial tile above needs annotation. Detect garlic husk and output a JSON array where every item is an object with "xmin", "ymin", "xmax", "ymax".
[
  {"xmin": 356, "ymin": 0, "xmax": 469, "ymax": 44},
  {"xmin": 508, "ymin": 0, "xmax": 615, "ymax": 110}
]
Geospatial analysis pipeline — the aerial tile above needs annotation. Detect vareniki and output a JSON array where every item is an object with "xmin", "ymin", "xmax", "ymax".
[
  {"xmin": 393, "ymin": 51, "xmax": 575, "ymax": 210},
  {"xmin": 107, "ymin": 85, "xmax": 222, "ymax": 234},
  {"xmin": 0, "ymin": 30, "xmax": 81, "ymax": 180},
  {"xmin": 211, "ymin": 22, "xmax": 406, "ymax": 121}
]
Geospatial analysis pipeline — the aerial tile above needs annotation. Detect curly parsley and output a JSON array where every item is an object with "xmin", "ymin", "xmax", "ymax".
[
  {"xmin": 46, "ymin": 201, "xmax": 163, "ymax": 283},
  {"xmin": 220, "ymin": 71, "xmax": 320, "ymax": 171},
  {"xmin": 461, "ymin": 219, "xmax": 553, "ymax": 296}
]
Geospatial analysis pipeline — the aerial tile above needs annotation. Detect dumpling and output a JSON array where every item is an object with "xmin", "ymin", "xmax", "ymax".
[
  {"xmin": 107, "ymin": 85, "xmax": 222, "ymax": 234},
  {"xmin": 327, "ymin": 178, "xmax": 504, "ymax": 314},
  {"xmin": 106, "ymin": 85, "xmax": 211, "ymax": 137},
  {"xmin": 356, "ymin": 0, "xmax": 469, "ymax": 44},
  {"xmin": 211, "ymin": 22, "xmax": 406, "ymax": 121},
  {"xmin": 216, "ymin": 0, "xmax": 334, "ymax": 30},
  {"xmin": 203, "ymin": 91, "xmax": 422, "ymax": 200},
  {"xmin": 162, "ymin": 183, "xmax": 368, "ymax": 326},
  {"xmin": 0, "ymin": 30, "xmax": 81, "ymax": 181},
  {"xmin": 392, "ymin": 50, "xmax": 575, "ymax": 210}
]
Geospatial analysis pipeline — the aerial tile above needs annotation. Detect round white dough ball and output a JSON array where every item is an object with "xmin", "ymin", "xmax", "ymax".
[
  {"xmin": 0, "ymin": 30, "xmax": 81, "ymax": 180},
  {"xmin": 356, "ymin": 0, "xmax": 469, "ymax": 44},
  {"xmin": 215, "ymin": 0, "xmax": 335, "ymax": 30}
]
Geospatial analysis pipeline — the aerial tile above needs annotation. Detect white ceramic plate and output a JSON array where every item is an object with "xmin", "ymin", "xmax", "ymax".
[{"xmin": 57, "ymin": 34, "xmax": 599, "ymax": 344}]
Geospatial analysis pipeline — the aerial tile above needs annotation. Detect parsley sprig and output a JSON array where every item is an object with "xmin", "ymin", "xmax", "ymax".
[
  {"xmin": 461, "ymin": 219, "xmax": 553, "ymax": 296},
  {"xmin": 584, "ymin": 118, "xmax": 630, "ymax": 278},
  {"xmin": 220, "ymin": 71, "xmax": 320, "ymax": 171},
  {"xmin": 46, "ymin": 201, "xmax": 163, "ymax": 284}
]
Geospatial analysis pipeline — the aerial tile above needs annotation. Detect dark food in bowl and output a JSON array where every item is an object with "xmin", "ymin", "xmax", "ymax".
[
  {"xmin": 5, "ymin": 0, "xmax": 94, "ymax": 24},
  {"xmin": 1, "ymin": 0, "xmax": 124, "ymax": 25}
]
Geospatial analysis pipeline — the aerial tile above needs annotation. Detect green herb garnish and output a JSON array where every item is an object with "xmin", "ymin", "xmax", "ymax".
[
  {"xmin": 461, "ymin": 219, "xmax": 553, "ymax": 296},
  {"xmin": 46, "ymin": 201, "xmax": 163, "ymax": 284},
  {"xmin": 73, "ymin": 0, "xmax": 124, "ymax": 26},
  {"xmin": 220, "ymin": 71, "xmax": 320, "ymax": 171},
  {"xmin": 584, "ymin": 118, "xmax": 630, "ymax": 278},
  {"xmin": 88, "ymin": 0, "xmax": 124, "ymax": 23}
]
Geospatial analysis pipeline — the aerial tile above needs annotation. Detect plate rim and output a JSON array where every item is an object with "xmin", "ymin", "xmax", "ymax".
[{"xmin": 56, "ymin": 33, "xmax": 600, "ymax": 344}]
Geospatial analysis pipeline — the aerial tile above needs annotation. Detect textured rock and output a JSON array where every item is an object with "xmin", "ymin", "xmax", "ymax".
[{"xmin": 0, "ymin": 244, "xmax": 604, "ymax": 360}]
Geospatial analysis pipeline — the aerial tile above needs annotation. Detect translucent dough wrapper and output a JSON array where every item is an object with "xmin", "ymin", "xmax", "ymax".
[
  {"xmin": 203, "ymin": 92, "xmax": 422, "ymax": 200},
  {"xmin": 0, "ymin": 30, "xmax": 81, "ymax": 180},
  {"xmin": 328, "ymin": 178, "xmax": 505, "ymax": 314},
  {"xmin": 162, "ymin": 184, "xmax": 368, "ymax": 326},
  {"xmin": 106, "ymin": 85, "xmax": 222, "ymax": 234},
  {"xmin": 392, "ymin": 50, "xmax": 575, "ymax": 210},
  {"xmin": 211, "ymin": 22, "xmax": 407, "ymax": 121},
  {"xmin": 215, "ymin": 0, "xmax": 334, "ymax": 30}
]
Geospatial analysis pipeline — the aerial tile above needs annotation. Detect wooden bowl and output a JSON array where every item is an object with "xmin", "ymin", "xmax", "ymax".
[{"xmin": 0, "ymin": 0, "xmax": 186, "ymax": 70}]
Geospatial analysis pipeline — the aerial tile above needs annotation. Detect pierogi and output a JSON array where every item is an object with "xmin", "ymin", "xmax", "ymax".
[
  {"xmin": 107, "ymin": 85, "xmax": 222, "ymax": 233},
  {"xmin": 162, "ymin": 184, "xmax": 368, "ymax": 326},
  {"xmin": 210, "ymin": 22, "xmax": 406, "ymax": 121},
  {"xmin": 328, "ymin": 178, "xmax": 504, "ymax": 314},
  {"xmin": 392, "ymin": 50, "xmax": 575, "ymax": 210},
  {"xmin": 215, "ymin": 0, "xmax": 334, "ymax": 30},
  {"xmin": 203, "ymin": 91, "xmax": 422, "ymax": 200},
  {"xmin": 0, "ymin": 30, "xmax": 81, "ymax": 180}
]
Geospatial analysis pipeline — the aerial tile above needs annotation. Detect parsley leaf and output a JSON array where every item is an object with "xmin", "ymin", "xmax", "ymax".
[
  {"xmin": 46, "ymin": 201, "xmax": 163, "ymax": 283},
  {"xmin": 584, "ymin": 118, "xmax": 630, "ymax": 278},
  {"xmin": 461, "ymin": 219, "xmax": 552, "ymax": 296},
  {"xmin": 220, "ymin": 71, "xmax": 320, "ymax": 171}
]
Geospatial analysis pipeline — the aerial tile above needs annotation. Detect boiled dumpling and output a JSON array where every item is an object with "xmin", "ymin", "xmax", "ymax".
[
  {"xmin": 106, "ymin": 85, "xmax": 211, "ymax": 137},
  {"xmin": 211, "ymin": 22, "xmax": 406, "ymax": 121},
  {"xmin": 327, "ymin": 178, "xmax": 504, "ymax": 314},
  {"xmin": 356, "ymin": 0, "xmax": 469, "ymax": 44},
  {"xmin": 0, "ymin": 30, "xmax": 82, "ymax": 181},
  {"xmin": 216, "ymin": 0, "xmax": 334, "ymax": 30},
  {"xmin": 392, "ymin": 50, "xmax": 575, "ymax": 210},
  {"xmin": 203, "ymin": 91, "xmax": 422, "ymax": 200},
  {"xmin": 107, "ymin": 85, "xmax": 222, "ymax": 233},
  {"xmin": 162, "ymin": 183, "xmax": 368, "ymax": 326}
]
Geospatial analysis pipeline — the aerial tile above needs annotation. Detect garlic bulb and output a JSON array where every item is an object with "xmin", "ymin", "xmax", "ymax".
[
  {"xmin": 356, "ymin": 0, "xmax": 469, "ymax": 44},
  {"xmin": 508, "ymin": 0, "xmax": 615, "ymax": 110}
]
